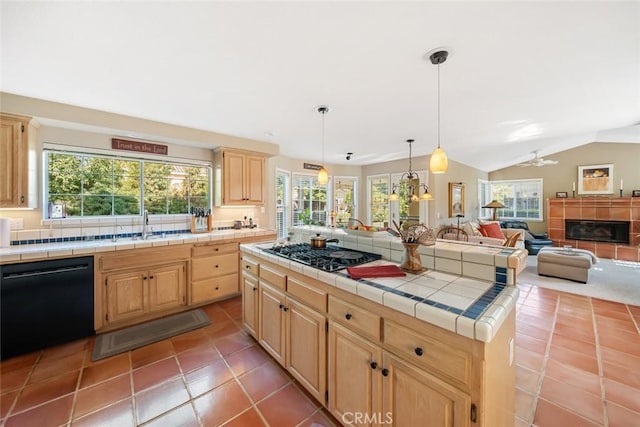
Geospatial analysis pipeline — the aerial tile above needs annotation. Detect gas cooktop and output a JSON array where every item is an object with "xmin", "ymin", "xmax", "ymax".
[{"xmin": 262, "ymin": 243, "xmax": 382, "ymax": 272}]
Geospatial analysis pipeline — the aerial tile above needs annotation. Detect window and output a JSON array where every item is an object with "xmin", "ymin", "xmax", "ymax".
[
  {"xmin": 275, "ymin": 169, "xmax": 290, "ymax": 239},
  {"xmin": 478, "ymin": 178, "xmax": 543, "ymax": 220},
  {"xmin": 333, "ymin": 177, "xmax": 357, "ymax": 227},
  {"xmin": 44, "ymin": 149, "xmax": 211, "ymax": 218},
  {"xmin": 367, "ymin": 174, "xmax": 390, "ymax": 227},
  {"xmin": 292, "ymin": 174, "xmax": 330, "ymax": 226}
]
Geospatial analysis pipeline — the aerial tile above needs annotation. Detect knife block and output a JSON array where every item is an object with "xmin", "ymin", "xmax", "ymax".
[{"xmin": 190, "ymin": 215, "xmax": 213, "ymax": 233}]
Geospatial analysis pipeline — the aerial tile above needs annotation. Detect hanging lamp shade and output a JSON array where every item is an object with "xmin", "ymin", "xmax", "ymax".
[
  {"xmin": 429, "ymin": 147, "xmax": 448, "ymax": 174},
  {"xmin": 317, "ymin": 167, "xmax": 329, "ymax": 185},
  {"xmin": 428, "ymin": 49, "xmax": 449, "ymax": 174}
]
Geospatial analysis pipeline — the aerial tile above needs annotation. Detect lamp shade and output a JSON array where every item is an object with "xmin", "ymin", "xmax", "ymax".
[
  {"xmin": 429, "ymin": 147, "xmax": 448, "ymax": 174},
  {"xmin": 317, "ymin": 167, "xmax": 329, "ymax": 185},
  {"xmin": 420, "ymin": 191, "xmax": 433, "ymax": 200},
  {"xmin": 483, "ymin": 200, "xmax": 506, "ymax": 209}
]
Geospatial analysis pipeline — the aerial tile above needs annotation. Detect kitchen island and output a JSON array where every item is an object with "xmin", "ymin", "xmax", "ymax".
[{"xmin": 240, "ymin": 239, "xmax": 519, "ymax": 427}]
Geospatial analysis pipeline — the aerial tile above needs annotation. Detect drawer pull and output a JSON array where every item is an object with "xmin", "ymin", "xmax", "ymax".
[
  {"xmin": 381, "ymin": 368, "xmax": 389, "ymax": 377},
  {"xmin": 345, "ymin": 313, "xmax": 352, "ymax": 320},
  {"xmin": 252, "ymin": 287, "xmax": 257, "ymax": 292},
  {"xmin": 214, "ymin": 248, "xmax": 219, "ymax": 251},
  {"xmin": 245, "ymin": 265, "xmax": 251, "ymax": 269},
  {"xmin": 215, "ymin": 287, "xmax": 219, "ymax": 290},
  {"xmin": 415, "ymin": 347, "xmax": 424, "ymax": 356},
  {"xmin": 370, "ymin": 361, "xmax": 378, "ymax": 370},
  {"xmin": 215, "ymin": 265, "xmax": 219, "ymax": 268}
]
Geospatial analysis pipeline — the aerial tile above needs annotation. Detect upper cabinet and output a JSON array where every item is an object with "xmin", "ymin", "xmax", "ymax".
[
  {"xmin": 214, "ymin": 148, "xmax": 265, "ymax": 206},
  {"xmin": 0, "ymin": 113, "xmax": 31, "ymax": 208}
]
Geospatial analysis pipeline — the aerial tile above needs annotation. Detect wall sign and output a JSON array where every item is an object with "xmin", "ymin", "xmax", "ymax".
[
  {"xmin": 303, "ymin": 162, "xmax": 322, "ymax": 171},
  {"xmin": 111, "ymin": 138, "xmax": 168, "ymax": 155}
]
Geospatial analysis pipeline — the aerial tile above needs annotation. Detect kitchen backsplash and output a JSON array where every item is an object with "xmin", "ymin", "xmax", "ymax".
[{"xmin": 7, "ymin": 216, "xmax": 258, "ymax": 246}]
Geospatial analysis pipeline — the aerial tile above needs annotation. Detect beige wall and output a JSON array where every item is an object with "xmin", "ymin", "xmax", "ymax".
[
  {"xmin": 362, "ymin": 156, "xmax": 488, "ymax": 227},
  {"xmin": 489, "ymin": 142, "xmax": 640, "ymax": 233}
]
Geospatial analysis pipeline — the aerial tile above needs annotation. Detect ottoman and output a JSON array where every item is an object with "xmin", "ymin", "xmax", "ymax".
[{"xmin": 537, "ymin": 247, "xmax": 597, "ymax": 283}]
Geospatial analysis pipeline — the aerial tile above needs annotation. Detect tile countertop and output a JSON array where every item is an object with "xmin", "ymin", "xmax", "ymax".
[
  {"xmin": 240, "ymin": 241, "xmax": 520, "ymax": 343},
  {"xmin": 0, "ymin": 228, "xmax": 276, "ymax": 263}
]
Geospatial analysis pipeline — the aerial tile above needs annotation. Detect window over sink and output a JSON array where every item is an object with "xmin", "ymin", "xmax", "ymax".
[{"xmin": 43, "ymin": 147, "xmax": 211, "ymax": 218}]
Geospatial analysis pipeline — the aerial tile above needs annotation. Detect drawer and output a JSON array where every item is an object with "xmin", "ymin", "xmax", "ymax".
[
  {"xmin": 384, "ymin": 320, "xmax": 472, "ymax": 386},
  {"xmin": 100, "ymin": 246, "xmax": 190, "ymax": 271},
  {"xmin": 241, "ymin": 256, "xmax": 260, "ymax": 277},
  {"xmin": 328, "ymin": 295, "xmax": 380, "ymax": 341},
  {"xmin": 192, "ymin": 242, "xmax": 238, "ymax": 257},
  {"xmin": 191, "ymin": 273, "xmax": 239, "ymax": 304},
  {"xmin": 287, "ymin": 277, "xmax": 327, "ymax": 313},
  {"xmin": 192, "ymin": 253, "xmax": 238, "ymax": 281},
  {"xmin": 259, "ymin": 264, "xmax": 286, "ymax": 290}
]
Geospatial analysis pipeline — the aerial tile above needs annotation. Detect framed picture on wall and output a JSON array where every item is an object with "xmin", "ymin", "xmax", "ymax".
[
  {"xmin": 578, "ymin": 164, "xmax": 613, "ymax": 195},
  {"xmin": 448, "ymin": 182, "xmax": 464, "ymax": 217}
]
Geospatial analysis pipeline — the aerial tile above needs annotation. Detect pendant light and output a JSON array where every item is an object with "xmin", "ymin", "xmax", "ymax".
[
  {"xmin": 316, "ymin": 106, "xmax": 330, "ymax": 185},
  {"xmin": 389, "ymin": 139, "xmax": 433, "ymax": 202},
  {"xmin": 429, "ymin": 50, "xmax": 449, "ymax": 174}
]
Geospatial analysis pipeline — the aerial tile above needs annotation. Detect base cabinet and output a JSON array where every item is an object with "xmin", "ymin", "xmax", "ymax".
[
  {"xmin": 191, "ymin": 242, "xmax": 239, "ymax": 305},
  {"xmin": 241, "ymin": 272, "xmax": 259, "ymax": 338},
  {"xmin": 105, "ymin": 263, "xmax": 186, "ymax": 324},
  {"xmin": 258, "ymin": 279, "xmax": 327, "ymax": 403},
  {"xmin": 382, "ymin": 352, "xmax": 471, "ymax": 427},
  {"xmin": 328, "ymin": 321, "xmax": 383, "ymax": 426}
]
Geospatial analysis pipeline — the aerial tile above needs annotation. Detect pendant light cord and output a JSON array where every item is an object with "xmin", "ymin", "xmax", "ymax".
[
  {"xmin": 437, "ymin": 63, "xmax": 441, "ymax": 150},
  {"xmin": 322, "ymin": 111, "xmax": 325, "ymax": 165}
]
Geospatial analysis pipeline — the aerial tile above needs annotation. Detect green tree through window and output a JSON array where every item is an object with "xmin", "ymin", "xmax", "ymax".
[{"xmin": 45, "ymin": 150, "xmax": 210, "ymax": 218}]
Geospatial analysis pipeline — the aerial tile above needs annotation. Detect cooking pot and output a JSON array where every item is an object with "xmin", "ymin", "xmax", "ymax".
[{"xmin": 310, "ymin": 233, "xmax": 339, "ymax": 248}]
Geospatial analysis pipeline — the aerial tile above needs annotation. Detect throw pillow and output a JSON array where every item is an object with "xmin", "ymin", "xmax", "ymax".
[
  {"xmin": 463, "ymin": 221, "xmax": 483, "ymax": 237},
  {"xmin": 479, "ymin": 222, "xmax": 505, "ymax": 239}
]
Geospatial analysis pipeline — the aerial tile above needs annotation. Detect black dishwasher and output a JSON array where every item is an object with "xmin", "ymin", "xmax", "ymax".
[{"xmin": 1, "ymin": 256, "xmax": 95, "ymax": 360}]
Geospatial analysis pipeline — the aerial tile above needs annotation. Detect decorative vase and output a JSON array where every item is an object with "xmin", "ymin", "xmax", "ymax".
[{"xmin": 400, "ymin": 243, "xmax": 426, "ymax": 273}]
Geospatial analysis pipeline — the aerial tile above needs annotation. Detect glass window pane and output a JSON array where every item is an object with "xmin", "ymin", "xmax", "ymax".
[{"xmin": 83, "ymin": 195, "xmax": 112, "ymax": 216}]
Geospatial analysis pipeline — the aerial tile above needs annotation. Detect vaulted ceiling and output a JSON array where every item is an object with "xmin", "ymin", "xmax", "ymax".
[{"xmin": 2, "ymin": 1, "xmax": 639, "ymax": 172}]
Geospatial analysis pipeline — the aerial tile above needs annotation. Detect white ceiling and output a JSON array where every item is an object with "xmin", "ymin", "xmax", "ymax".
[{"xmin": 2, "ymin": 1, "xmax": 639, "ymax": 172}]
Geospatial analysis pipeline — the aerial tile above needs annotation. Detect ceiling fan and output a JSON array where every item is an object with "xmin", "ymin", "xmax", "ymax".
[{"xmin": 517, "ymin": 150, "xmax": 559, "ymax": 167}]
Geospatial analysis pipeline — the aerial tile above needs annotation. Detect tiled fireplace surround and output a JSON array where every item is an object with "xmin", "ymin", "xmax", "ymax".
[{"xmin": 548, "ymin": 197, "xmax": 640, "ymax": 261}]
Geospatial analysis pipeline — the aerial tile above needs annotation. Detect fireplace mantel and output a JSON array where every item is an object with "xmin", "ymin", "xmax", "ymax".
[{"xmin": 547, "ymin": 197, "xmax": 639, "ymax": 261}]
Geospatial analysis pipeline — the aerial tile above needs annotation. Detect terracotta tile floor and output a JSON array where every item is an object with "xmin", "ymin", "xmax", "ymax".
[{"xmin": 1, "ymin": 285, "xmax": 639, "ymax": 426}]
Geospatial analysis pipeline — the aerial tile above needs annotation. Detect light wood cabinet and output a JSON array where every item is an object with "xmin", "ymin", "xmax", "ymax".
[
  {"xmin": 215, "ymin": 149, "xmax": 265, "ymax": 205},
  {"xmin": 105, "ymin": 263, "xmax": 186, "ymax": 324},
  {"xmin": 191, "ymin": 242, "xmax": 239, "ymax": 305},
  {"xmin": 240, "ymin": 252, "xmax": 515, "ymax": 426},
  {"xmin": 258, "ymin": 267, "xmax": 328, "ymax": 403},
  {"xmin": 259, "ymin": 282, "xmax": 286, "ymax": 365},
  {"xmin": 241, "ymin": 255, "xmax": 260, "ymax": 338},
  {"xmin": 382, "ymin": 352, "xmax": 471, "ymax": 427},
  {"xmin": 328, "ymin": 321, "xmax": 383, "ymax": 426},
  {"xmin": 0, "ymin": 113, "xmax": 30, "ymax": 207}
]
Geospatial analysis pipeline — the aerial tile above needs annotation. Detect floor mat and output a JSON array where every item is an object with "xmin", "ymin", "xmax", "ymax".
[{"xmin": 92, "ymin": 309, "xmax": 211, "ymax": 361}]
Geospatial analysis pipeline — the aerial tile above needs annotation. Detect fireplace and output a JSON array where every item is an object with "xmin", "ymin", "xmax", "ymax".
[{"xmin": 565, "ymin": 220, "xmax": 630, "ymax": 244}]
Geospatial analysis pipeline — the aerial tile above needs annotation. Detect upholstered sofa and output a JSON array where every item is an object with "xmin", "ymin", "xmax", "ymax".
[
  {"xmin": 500, "ymin": 220, "xmax": 553, "ymax": 255},
  {"xmin": 459, "ymin": 221, "xmax": 526, "ymax": 249}
]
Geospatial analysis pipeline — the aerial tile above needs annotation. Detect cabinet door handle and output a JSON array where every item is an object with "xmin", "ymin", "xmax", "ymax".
[
  {"xmin": 370, "ymin": 361, "xmax": 378, "ymax": 370},
  {"xmin": 215, "ymin": 265, "xmax": 219, "ymax": 268},
  {"xmin": 279, "ymin": 304, "xmax": 284, "ymax": 310},
  {"xmin": 245, "ymin": 265, "xmax": 251, "ymax": 269},
  {"xmin": 252, "ymin": 287, "xmax": 257, "ymax": 292},
  {"xmin": 143, "ymin": 276, "xmax": 148, "ymax": 280},
  {"xmin": 283, "ymin": 306, "xmax": 289, "ymax": 312},
  {"xmin": 381, "ymin": 368, "xmax": 389, "ymax": 377},
  {"xmin": 215, "ymin": 287, "xmax": 219, "ymax": 290},
  {"xmin": 149, "ymin": 276, "xmax": 154, "ymax": 279},
  {"xmin": 345, "ymin": 313, "xmax": 352, "ymax": 320},
  {"xmin": 415, "ymin": 347, "xmax": 423, "ymax": 356},
  {"xmin": 214, "ymin": 248, "xmax": 219, "ymax": 252},
  {"xmin": 20, "ymin": 195, "xmax": 24, "ymax": 203}
]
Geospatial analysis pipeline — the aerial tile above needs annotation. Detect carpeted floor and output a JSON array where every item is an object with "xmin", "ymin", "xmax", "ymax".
[{"xmin": 519, "ymin": 255, "xmax": 640, "ymax": 306}]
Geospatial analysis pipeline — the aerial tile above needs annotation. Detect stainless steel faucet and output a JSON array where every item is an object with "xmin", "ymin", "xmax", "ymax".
[{"xmin": 142, "ymin": 209, "xmax": 150, "ymax": 239}]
